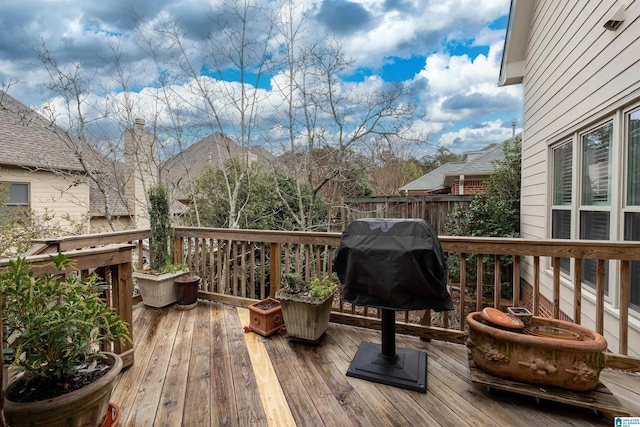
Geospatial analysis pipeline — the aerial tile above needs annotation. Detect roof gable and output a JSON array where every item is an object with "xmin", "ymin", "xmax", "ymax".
[
  {"xmin": 0, "ymin": 91, "xmax": 84, "ymax": 172},
  {"xmin": 400, "ymin": 139, "xmax": 515, "ymax": 193},
  {"xmin": 498, "ymin": 0, "xmax": 535, "ymax": 86}
]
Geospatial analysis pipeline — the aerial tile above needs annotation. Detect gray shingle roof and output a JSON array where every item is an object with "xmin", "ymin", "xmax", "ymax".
[
  {"xmin": 162, "ymin": 133, "xmax": 274, "ymax": 198},
  {"xmin": 0, "ymin": 91, "xmax": 84, "ymax": 172},
  {"xmin": 399, "ymin": 141, "xmax": 510, "ymax": 192}
]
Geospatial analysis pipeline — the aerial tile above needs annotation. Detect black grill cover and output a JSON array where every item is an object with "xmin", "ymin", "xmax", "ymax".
[{"xmin": 334, "ymin": 219, "xmax": 453, "ymax": 311}]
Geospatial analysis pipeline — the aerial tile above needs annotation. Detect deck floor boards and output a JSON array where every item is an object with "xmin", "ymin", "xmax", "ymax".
[{"xmin": 111, "ymin": 301, "xmax": 639, "ymax": 426}]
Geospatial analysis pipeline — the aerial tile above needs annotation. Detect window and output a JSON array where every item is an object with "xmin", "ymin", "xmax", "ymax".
[
  {"xmin": 0, "ymin": 182, "xmax": 30, "ymax": 212},
  {"xmin": 580, "ymin": 123, "xmax": 612, "ymax": 293},
  {"xmin": 551, "ymin": 142, "xmax": 572, "ymax": 273},
  {"xmin": 625, "ymin": 212, "xmax": 640, "ymax": 310},
  {"xmin": 549, "ymin": 106, "xmax": 640, "ymax": 312},
  {"xmin": 625, "ymin": 108, "xmax": 640, "ymax": 310}
]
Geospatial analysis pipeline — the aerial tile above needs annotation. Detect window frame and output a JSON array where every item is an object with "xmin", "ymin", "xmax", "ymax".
[{"xmin": 0, "ymin": 181, "xmax": 30, "ymax": 211}]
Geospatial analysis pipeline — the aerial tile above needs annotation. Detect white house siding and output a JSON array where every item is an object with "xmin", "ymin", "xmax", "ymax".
[
  {"xmin": 1, "ymin": 166, "xmax": 90, "ymax": 233},
  {"xmin": 520, "ymin": 0, "xmax": 640, "ymax": 356}
]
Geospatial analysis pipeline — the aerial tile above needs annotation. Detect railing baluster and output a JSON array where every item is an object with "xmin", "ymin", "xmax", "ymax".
[
  {"xmin": 241, "ymin": 241, "xmax": 247, "ymax": 298},
  {"xmin": 493, "ymin": 255, "xmax": 501, "ymax": 310},
  {"xmin": 620, "ymin": 260, "xmax": 630, "ymax": 355},
  {"xmin": 596, "ymin": 259, "xmax": 606, "ymax": 335},
  {"xmin": 513, "ymin": 256, "xmax": 520, "ymax": 306},
  {"xmin": 260, "ymin": 244, "xmax": 266, "ymax": 299},
  {"xmin": 315, "ymin": 245, "xmax": 322, "ymax": 278},
  {"xmin": 283, "ymin": 243, "xmax": 290, "ymax": 274},
  {"xmin": 250, "ymin": 242, "xmax": 256, "ymax": 299},
  {"xmin": 269, "ymin": 242, "xmax": 281, "ymax": 297},
  {"xmin": 573, "ymin": 258, "xmax": 582, "ymax": 324},
  {"xmin": 533, "ymin": 256, "xmax": 540, "ymax": 316},
  {"xmin": 553, "ymin": 257, "xmax": 561, "ymax": 319},
  {"xmin": 459, "ymin": 253, "xmax": 466, "ymax": 330},
  {"xmin": 476, "ymin": 254, "xmax": 483, "ymax": 312}
]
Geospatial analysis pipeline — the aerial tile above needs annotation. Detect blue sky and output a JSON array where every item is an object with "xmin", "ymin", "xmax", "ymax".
[{"xmin": 0, "ymin": 0, "xmax": 521, "ymax": 157}]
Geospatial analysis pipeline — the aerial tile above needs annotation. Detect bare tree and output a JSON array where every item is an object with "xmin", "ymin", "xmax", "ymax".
[
  {"xmin": 136, "ymin": 0, "xmax": 278, "ymax": 229},
  {"xmin": 270, "ymin": 1, "xmax": 422, "ymax": 230}
]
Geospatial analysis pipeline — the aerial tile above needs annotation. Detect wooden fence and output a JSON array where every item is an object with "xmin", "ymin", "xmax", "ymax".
[{"xmin": 338, "ymin": 195, "xmax": 473, "ymax": 234}]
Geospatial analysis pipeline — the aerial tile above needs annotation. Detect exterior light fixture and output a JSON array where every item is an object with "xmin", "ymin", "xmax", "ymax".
[{"xmin": 604, "ymin": 4, "xmax": 625, "ymax": 31}]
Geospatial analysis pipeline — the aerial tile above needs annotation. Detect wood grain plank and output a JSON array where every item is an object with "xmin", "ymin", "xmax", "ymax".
[
  {"xmin": 223, "ymin": 306, "xmax": 268, "ymax": 425},
  {"xmin": 125, "ymin": 307, "xmax": 182, "ymax": 426},
  {"xmin": 111, "ymin": 306, "xmax": 167, "ymax": 426},
  {"xmin": 238, "ymin": 308, "xmax": 296, "ymax": 427},
  {"xmin": 209, "ymin": 302, "xmax": 237, "ymax": 426},
  {"xmin": 264, "ymin": 334, "xmax": 325, "ymax": 426},
  {"xmin": 183, "ymin": 303, "xmax": 214, "ymax": 426},
  {"xmin": 154, "ymin": 307, "xmax": 197, "ymax": 426}
]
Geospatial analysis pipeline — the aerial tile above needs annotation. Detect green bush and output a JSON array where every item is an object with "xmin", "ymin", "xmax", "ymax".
[{"xmin": 1, "ymin": 253, "xmax": 131, "ymax": 382}]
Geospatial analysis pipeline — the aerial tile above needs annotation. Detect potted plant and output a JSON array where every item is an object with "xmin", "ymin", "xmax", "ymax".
[
  {"xmin": 275, "ymin": 273, "xmax": 337, "ymax": 343},
  {"xmin": 134, "ymin": 184, "xmax": 188, "ymax": 307},
  {"xmin": 245, "ymin": 298, "xmax": 285, "ymax": 337},
  {"xmin": 1, "ymin": 253, "xmax": 132, "ymax": 427}
]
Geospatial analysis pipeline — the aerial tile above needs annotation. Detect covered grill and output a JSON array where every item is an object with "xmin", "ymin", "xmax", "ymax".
[{"xmin": 334, "ymin": 218, "xmax": 453, "ymax": 393}]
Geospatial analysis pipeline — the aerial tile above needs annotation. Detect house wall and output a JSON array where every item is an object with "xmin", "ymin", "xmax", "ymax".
[
  {"xmin": 520, "ymin": 0, "xmax": 640, "ymax": 356},
  {"xmin": 90, "ymin": 216, "xmax": 135, "ymax": 232},
  {"xmin": 452, "ymin": 179, "xmax": 486, "ymax": 195},
  {"xmin": 1, "ymin": 166, "xmax": 90, "ymax": 232}
]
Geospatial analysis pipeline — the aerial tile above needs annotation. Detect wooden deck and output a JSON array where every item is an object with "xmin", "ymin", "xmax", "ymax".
[{"xmin": 112, "ymin": 301, "xmax": 640, "ymax": 426}]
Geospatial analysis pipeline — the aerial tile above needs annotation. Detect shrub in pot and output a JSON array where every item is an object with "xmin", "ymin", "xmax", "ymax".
[
  {"xmin": 275, "ymin": 273, "xmax": 337, "ymax": 344},
  {"xmin": 1, "ymin": 253, "xmax": 132, "ymax": 427},
  {"xmin": 134, "ymin": 184, "xmax": 188, "ymax": 307}
]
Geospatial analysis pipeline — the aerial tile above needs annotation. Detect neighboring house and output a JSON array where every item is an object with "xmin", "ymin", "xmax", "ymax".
[
  {"xmin": 162, "ymin": 132, "xmax": 274, "ymax": 206},
  {"xmin": 500, "ymin": 1, "xmax": 640, "ymax": 356},
  {"xmin": 0, "ymin": 91, "xmax": 154, "ymax": 233},
  {"xmin": 0, "ymin": 90, "xmax": 92, "ymax": 231},
  {"xmin": 399, "ymin": 142, "xmax": 507, "ymax": 195}
]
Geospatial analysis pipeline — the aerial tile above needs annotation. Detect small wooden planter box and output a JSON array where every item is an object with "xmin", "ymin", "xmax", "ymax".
[{"xmin": 246, "ymin": 298, "xmax": 285, "ymax": 337}]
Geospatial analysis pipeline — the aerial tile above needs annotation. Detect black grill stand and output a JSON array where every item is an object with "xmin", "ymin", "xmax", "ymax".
[{"xmin": 346, "ymin": 308, "xmax": 427, "ymax": 393}]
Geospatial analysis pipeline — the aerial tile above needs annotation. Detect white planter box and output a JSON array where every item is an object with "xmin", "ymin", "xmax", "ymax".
[{"xmin": 133, "ymin": 270, "xmax": 187, "ymax": 308}]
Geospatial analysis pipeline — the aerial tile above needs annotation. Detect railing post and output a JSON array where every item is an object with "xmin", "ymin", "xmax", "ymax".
[
  {"xmin": 173, "ymin": 235, "xmax": 184, "ymax": 265},
  {"xmin": 111, "ymin": 257, "xmax": 134, "ymax": 369},
  {"xmin": 270, "ymin": 242, "xmax": 281, "ymax": 298}
]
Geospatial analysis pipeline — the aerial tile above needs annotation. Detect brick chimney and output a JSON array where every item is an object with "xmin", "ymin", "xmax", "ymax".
[{"xmin": 124, "ymin": 118, "xmax": 158, "ymax": 229}]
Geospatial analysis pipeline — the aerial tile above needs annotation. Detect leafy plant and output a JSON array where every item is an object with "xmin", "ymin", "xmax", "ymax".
[
  {"xmin": 280, "ymin": 272, "xmax": 336, "ymax": 300},
  {"xmin": 445, "ymin": 137, "xmax": 522, "ymax": 289},
  {"xmin": 309, "ymin": 275, "xmax": 337, "ymax": 299},
  {"xmin": 1, "ymin": 253, "xmax": 131, "ymax": 382}
]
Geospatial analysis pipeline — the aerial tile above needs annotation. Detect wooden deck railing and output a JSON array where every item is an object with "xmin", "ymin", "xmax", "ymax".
[{"xmin": 18, "ymin": 227, "xmax": 640, "ymax": 372}]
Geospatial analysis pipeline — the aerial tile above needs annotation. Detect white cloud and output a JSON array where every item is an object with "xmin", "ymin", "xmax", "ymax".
[
  {"xmin": 0, "ymin": 0, "xmax": 520, "ymax": 157},
  {"xmin": 437, "ymin": 119, "xmax": 519, "ymax": 150}
]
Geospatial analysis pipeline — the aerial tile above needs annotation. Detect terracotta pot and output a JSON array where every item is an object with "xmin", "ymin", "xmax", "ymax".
[
  {"xmin": 466, "ymin": 312, "xmax": 607, "ymax": 391},
  {"xmin": 246, "ymin": 298, "xmax": 285, "ymax": 337},
  {"xmin": 175, "ymin": 275, "xmax": 200, "ymax": 310},
  {"xmin": 101, "ymin": 402, "xmax": 120, "ymax": 427},
  {"xmin": 5, "ymin": 352, "xmax": 123, "ymax": 427}
]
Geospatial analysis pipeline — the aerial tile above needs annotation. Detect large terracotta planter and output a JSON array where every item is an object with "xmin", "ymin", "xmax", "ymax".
[
  {"xmin": 466, "ymin": 312, "xmax": 607, "ymax": 391},
  {"xmin": 134, "ymin": 269, "xmax": 187, "ymax": 307},
  {"xmin": 275, "ymin": 290, "xmax": 335, "ymax": 343},
  {"xmin": 4, "ymin": 352, "xmax": 123, "ymax": 427},
  {"xmin": 175, "ymin": 275, "xmax": 201, "ymax": 310},
  {"xmin": 246, "ymin": 298, "xmax": 285, "ymax": 337}
]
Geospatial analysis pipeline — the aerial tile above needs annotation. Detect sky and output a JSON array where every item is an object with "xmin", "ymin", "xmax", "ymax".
[{"xmin": 0, "ymin": 0, "xmax": 521, "ymax": 157}]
